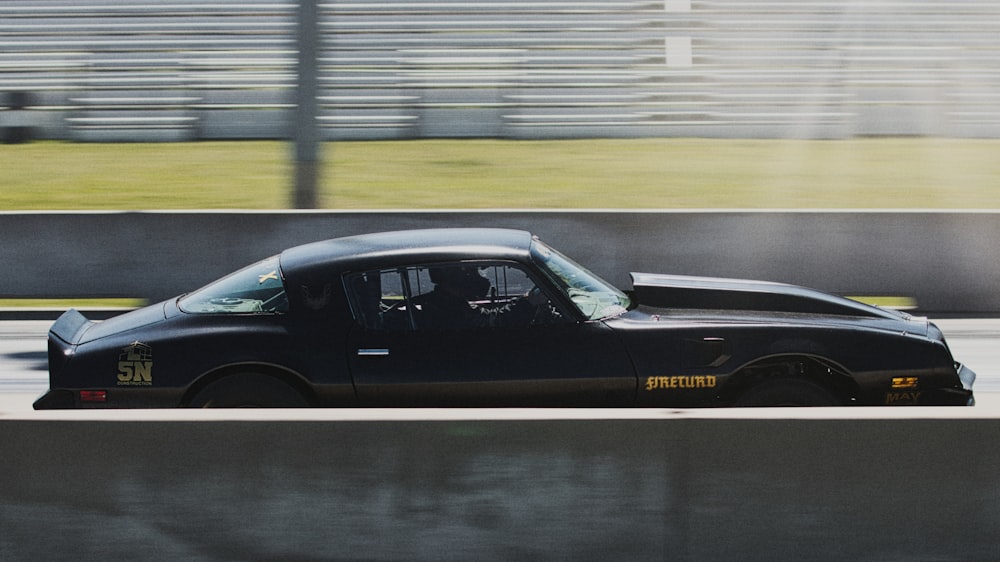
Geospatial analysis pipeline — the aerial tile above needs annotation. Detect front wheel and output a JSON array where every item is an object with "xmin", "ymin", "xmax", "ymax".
[
  {"xmin": 187, "ymin": 372, "xmax": 311, "ymax": 408},
  {"xmin": 734, "ymin": 378, "xmax": 841, "ymax": 407}
]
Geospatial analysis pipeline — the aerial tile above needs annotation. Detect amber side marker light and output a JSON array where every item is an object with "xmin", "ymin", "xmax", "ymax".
[{"xmin": 79, "ymin": 390, "xmax": 107, "ymax": 403}]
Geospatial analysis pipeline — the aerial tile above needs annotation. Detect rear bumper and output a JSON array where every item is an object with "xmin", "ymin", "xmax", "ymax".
[
  {"xmin": 33, "ymin": 387, "xmax": 186, "ymax": 409},
  {"xmin": 32, "ymin": 389, "xmax": 75, "ymax": 410}
]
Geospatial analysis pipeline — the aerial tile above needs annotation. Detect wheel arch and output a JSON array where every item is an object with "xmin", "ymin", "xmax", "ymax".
[
  {"xmin": 180, "ymin": 362, "xmax": 318, "ymax": 407},
  {"xmin": 717, "ymin": 353, "xmax": 860, "ymax": 405}
]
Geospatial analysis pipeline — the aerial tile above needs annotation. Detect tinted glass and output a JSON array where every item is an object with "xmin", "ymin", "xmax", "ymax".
[
  {"xmin": 530, "ymin": 240, "xmax": 630, "ymax": 320},
  {"xmin": 179, "ymin": 256, "xmax": 288, "ymax": 314},
  {"xmin": 346, "ymin": 262, "xmax": 567, "ymax": 330}
]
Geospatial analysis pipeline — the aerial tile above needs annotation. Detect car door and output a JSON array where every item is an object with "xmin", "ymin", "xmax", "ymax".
[{"xmin": 344, "ymin": 262, "xmax": 636, "ymax": 407}]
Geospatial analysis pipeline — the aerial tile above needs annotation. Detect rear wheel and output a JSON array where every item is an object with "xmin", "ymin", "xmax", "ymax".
[
  {"xmin": 734, "ymin": 378, "xmax": 841, "ymax": 407},
  {"xmin": 187, "ymin": 372, "xmax": 311, "ymax": 408}
]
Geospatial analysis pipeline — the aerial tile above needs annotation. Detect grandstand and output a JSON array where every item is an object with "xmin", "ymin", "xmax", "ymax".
[{"xmin": 1, "ymin": 0, "xmax": 998, "ymax": 141}]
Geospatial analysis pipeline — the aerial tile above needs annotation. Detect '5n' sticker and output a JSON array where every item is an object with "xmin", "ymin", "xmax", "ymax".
[{"xmin": 117, "ymin": 341, "xmax": 153, "ymax": 386}]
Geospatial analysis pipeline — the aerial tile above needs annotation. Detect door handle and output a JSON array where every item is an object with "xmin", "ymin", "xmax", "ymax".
[{"xmin": 357, "ymin": 348, "xmax": 390, "ymax": 357}]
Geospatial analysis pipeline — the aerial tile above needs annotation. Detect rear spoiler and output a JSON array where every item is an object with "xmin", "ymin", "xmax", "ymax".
[{"xmin": 49, "ymin": 309, "xmax": 93, "ymax": 345}]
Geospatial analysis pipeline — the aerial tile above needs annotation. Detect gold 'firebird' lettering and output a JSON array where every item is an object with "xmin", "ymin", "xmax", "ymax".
[{"xmin": 645, "ymin": 375, "xmax": 717, "ymax": 391}]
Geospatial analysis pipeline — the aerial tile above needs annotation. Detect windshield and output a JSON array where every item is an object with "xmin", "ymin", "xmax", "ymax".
[
  {"xmin": 530, "ymin": 240, "xmax": 630, "ymax": 320},
  {"xmin": 178, "ymin": 256, "xmax": 288, "ymax": 314}
]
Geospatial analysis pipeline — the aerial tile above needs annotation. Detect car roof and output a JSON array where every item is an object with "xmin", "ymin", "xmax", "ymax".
[{"xmin": 279, "ymin": 228, "xmax": 535, "ymax": 277}]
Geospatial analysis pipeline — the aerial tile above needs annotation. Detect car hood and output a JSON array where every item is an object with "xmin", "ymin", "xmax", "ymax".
[{"xmin": 629, "ymin": 272, "xmax": 907, "ymax": 321}]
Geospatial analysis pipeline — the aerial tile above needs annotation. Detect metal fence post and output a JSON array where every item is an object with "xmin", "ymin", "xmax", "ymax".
[{"xmin": 292, "ymin": 0, "xmax": 321, "ymax": 209}]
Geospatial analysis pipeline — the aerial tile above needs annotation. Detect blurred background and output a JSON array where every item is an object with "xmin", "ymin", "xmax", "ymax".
[
  {"xmin": 2, "ymin": 9, "xmax": 999, "ymax": 558},
  {"xmin": 2, "ymin": 0, "xmax": 999, "ymax": 209},
  {"xmin": 6, "ymin": 0, "xmax": 1000, "ymax": 141}
]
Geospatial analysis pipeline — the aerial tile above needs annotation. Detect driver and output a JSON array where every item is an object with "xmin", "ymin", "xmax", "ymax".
[{"xmin": 419, "ymin": 265, "xmax": 547, "ymax": 329}]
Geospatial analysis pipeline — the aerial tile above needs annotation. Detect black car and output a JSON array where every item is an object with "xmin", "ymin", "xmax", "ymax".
[{"xmin": 34, "ymin": 228, "xmax": 975, "ymax": 409}]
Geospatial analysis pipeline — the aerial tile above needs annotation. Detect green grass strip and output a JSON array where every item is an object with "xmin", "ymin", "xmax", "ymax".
[
  {"xmin": 846, "ymin": 296, "xmax": 919, "ymax": 310},
  {"xmin": 2, "ymin": 138, "xmax": 999, "ymax": 209},
  {"xmin": 0, "ymin": 298, "xmax": 147, "ymax": 309}
]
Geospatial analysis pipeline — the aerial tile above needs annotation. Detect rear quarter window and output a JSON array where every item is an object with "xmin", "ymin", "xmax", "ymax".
[{"xmin": 179, "ymin": 256, "xmax": 288, "ymax": 314}]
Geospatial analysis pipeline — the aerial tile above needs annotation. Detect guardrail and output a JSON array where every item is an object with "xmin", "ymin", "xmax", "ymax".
[
  {"xmin": 2, "ymin": 408, "xmax": 997, "ymax": 560},
  {"xmin": 2, "ymin": 210, "xmax": 999, "ymax": 314}
]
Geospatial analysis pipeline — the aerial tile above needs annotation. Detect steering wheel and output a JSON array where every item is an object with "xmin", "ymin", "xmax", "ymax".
[{"xmin": 526, "ymin": 287, "xmax": 562, "ymax": 326}]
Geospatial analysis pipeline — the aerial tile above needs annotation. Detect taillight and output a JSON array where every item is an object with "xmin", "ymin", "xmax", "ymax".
[{"xmin": 79, "ymin": 390, "xmax": 107, "ymax": 403}]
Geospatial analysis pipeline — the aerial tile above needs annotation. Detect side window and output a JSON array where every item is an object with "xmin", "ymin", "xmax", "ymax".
[
  {"xmin": 346, "ymin": 268, "xmax": 414, "ymax": 331},
  {"xmin": 345, "ymin": 262, "xmax": 567, "ymax": 331}
]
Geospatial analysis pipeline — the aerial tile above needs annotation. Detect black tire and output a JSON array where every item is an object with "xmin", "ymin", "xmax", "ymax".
[
  {"xmin": 734, "ymin": 378, "xmax": 841, "ymax": 407},
  {"xmin": 187, "ymin": 372, "xmax": 311, "ymax": 408}
]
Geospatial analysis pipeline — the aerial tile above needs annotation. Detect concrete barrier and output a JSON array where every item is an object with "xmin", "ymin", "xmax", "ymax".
[
  {"xmin": 0, "ymin": 211, "xmax": 1000, "ymax": 313},
  {"xmin": 2, "ymin": 210, "xmax": 999, "ymax": 313},
  {"xmin": 1, "ymin": 408, "xmax": 998, "ymax": 560}
]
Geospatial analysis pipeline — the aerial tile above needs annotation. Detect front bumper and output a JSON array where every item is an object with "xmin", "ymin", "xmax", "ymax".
[
  {"xmin": 957, "ymin": 362, "xmax": 976, "ymax": 406},
  {"xmin": 922, "ymin": 363, "xmax": 976, "ymax": 406}
]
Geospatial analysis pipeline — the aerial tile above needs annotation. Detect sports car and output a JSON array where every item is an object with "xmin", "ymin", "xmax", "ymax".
[{"xmin": 34, "ymin": 228, "xmax": 975, "ymax": 409}]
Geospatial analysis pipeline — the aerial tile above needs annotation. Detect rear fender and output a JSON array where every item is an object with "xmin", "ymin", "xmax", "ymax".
[{"xmin": 181, "ymin": 363, "xmax": 317, "ymax": 407}]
